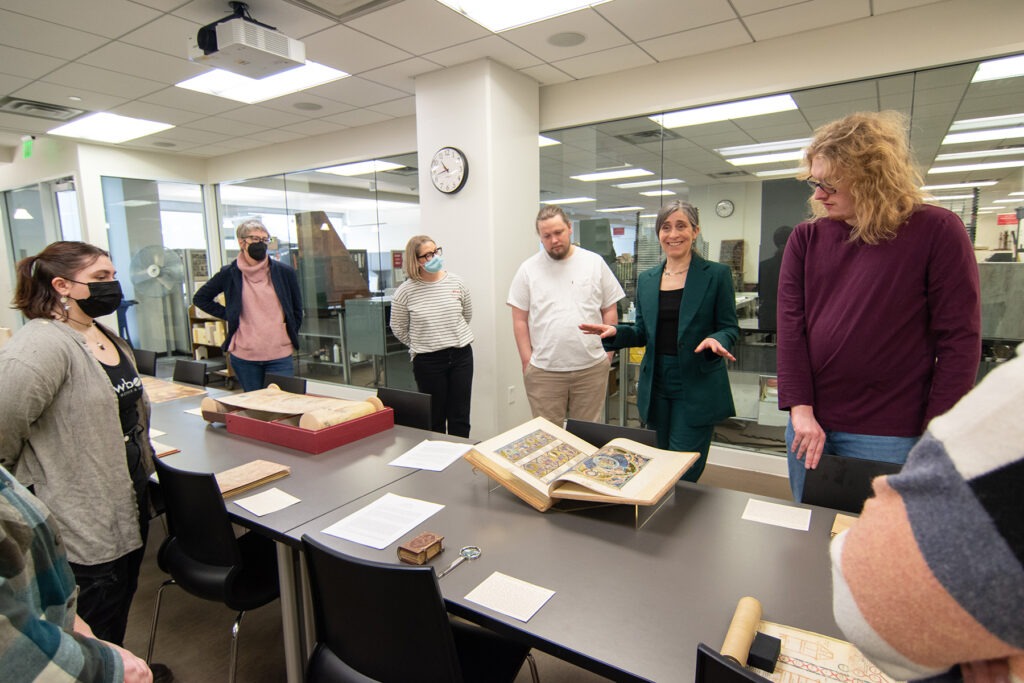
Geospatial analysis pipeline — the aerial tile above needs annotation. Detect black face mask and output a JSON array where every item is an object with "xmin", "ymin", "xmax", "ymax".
[
  {"xmin": 70, "ymin": 280, "xmax": 124, "ymax": 318},
  {"xmin": 247, "ymin": 242, "xmax": 268, "ymax": 261}
]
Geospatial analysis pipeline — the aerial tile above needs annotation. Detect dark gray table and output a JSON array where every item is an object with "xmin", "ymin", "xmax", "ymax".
[{"xmin": 292, "ymin": 463, "xmax": 842, "ymax": 683}]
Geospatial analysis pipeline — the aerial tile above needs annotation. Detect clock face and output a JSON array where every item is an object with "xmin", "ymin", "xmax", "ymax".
[
  {"xmin": 715, "ymin": 199, "xmax": 735, "ymax": 218},
  {"xmin": 430, "ymin": 147, "xmax": 468, "ymax": 194}
]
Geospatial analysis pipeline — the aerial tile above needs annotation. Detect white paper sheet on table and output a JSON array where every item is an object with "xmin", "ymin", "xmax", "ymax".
[
  {"xmin": 322, "ymin": 493, "xmax": 444, "ymax": 549},
  {"xmin": 388, "ymin": 440, "xmax": 473, "ymax": 471},
  {"xmin": 184, "ymin": 407, "xmax": 203, "ymax": 416},
  {"xmin": 234, "ymin": 488, "xmax": 301, "ymax": 516},
  {"xmin": 465, "ymin": 571, "xmax": 555, "ymax": 622},
  {"xmin": 741, "ymin": 498, "xmax": 811, "ymax": 531},
  {"xmin": 149, "ymin": 428, "xmax": 166, "ymax": 438}
]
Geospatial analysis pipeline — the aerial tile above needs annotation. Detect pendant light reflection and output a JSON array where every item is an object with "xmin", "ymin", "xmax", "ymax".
[{"xmin": 13, "ymin": 208, "xmax": 34, "ymax": 220}]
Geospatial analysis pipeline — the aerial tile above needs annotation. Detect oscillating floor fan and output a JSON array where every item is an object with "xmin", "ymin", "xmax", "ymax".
[{"xmin": 129, "ymin": 246, "xmax": 186, "ymax": 354}]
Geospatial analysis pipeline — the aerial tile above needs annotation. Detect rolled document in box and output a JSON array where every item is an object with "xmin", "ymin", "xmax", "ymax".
[
  {"xmin": 298, "ymin": 396, "xmax": 384, "ymax": 430},
  {"xmin": 721, "ymin": 596, "xmax": 762, "ymax": 665}
]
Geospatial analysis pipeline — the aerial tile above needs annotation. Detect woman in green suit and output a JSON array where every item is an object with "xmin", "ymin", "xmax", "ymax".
[{"xmin": 580, "ymin": 200, "xmax": 738, "ymax": 481}]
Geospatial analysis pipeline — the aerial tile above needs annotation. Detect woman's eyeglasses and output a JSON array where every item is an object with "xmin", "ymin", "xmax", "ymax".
[
  {"xmin": 417, "ymin": 247, "xmax": 442, "ymax": 261},
  {"xmin": 806, "ymin": 179, "xmax": 838, "ymax": 195},
  {"xmin": 244, "ymin": 236, "xmax": 272, "ymax": 244}
]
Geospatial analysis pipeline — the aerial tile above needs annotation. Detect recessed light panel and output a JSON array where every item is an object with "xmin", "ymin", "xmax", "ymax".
[
  {"xmin": 435, "ymin": 1, "xmax": 612, "ymax": 32},
  {"xmin": 48, "ymin": 112, "xmax": 174, "ymax": 143}
]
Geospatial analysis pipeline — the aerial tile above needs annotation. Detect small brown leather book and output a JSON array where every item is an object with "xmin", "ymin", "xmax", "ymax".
[{"xmin": 398, "ymin": 532, "xmax": 444, "ymax": 565}]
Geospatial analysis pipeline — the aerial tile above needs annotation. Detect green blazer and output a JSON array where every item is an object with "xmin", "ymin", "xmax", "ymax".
[{"xmin": 605, "ymin": 254, "xmax": 739, "ymax": 427}]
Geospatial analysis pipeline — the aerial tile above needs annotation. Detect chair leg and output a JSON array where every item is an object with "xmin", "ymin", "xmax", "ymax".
[
  {"xmin": 526, "ymin": 652, "xmax": 540, "ymax": 683},
  {"xmin": 146, "ymin": 579, "xmax": 176, "ymax": 664},
  {"xmin": 228, "ymin": 609, "xmax": 246, "ymax": 683}
]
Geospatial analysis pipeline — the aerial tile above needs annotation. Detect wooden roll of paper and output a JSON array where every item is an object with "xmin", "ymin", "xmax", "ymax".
[
  {"xmin": 298, "ymin": 396, "xmax": 384, "ymax": 431},
  {"xmin": 721, "ymin": 596, "xmax": 763, "ymax": 665}
]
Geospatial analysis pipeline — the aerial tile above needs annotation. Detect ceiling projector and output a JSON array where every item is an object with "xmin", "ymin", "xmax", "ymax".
[{"xmin": 188, "ymin": 2, "xmax": 305, "ymax": 79}]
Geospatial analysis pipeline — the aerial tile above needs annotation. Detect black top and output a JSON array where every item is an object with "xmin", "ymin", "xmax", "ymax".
[
  {"xmin": 98, "ymin": 330, "xmax": 143, "ymax": 434},
  {"xmin": 655, "ymin": 287, "xmax": 683, "ymax": 356}
]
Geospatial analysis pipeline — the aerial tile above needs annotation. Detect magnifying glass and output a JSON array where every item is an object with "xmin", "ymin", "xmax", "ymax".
[{"xmin": 437, "ymin": 545, "xmax": 482, "ymax": 578}]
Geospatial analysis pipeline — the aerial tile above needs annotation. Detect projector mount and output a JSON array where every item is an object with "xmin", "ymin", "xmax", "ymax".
[{"xmin": 197, "ymin": 2, "xmax": 277, "ymax": 55}]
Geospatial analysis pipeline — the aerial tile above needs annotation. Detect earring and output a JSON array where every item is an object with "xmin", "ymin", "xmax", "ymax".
[{"xmin": 60, "ymin": 295, "xmax": 70, "ymax": 311}]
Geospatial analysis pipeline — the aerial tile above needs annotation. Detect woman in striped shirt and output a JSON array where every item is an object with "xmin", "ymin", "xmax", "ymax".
[{"xmin": 390, "ymin": 235, "xmax": 474, "ymax": 437}]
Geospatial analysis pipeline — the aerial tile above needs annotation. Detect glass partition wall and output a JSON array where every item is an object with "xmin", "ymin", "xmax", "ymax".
[
  {"xmin": 217, "ymin": 152, "xmax": 420, "ymax": 389},
  {"xmin": 541, "ymin": 55, "xmax": 1024, "ymax": 457}
]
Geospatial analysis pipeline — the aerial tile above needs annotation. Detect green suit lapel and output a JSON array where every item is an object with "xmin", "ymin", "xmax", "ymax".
[{"xmin": 677, "ymin": 256, "xmax": 710, "ymax": 342}]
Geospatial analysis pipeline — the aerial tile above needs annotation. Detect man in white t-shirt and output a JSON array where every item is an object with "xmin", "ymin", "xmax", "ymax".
[{"xmin": 508, "ymin": 205, "xmax": 625, "ymax": 424}]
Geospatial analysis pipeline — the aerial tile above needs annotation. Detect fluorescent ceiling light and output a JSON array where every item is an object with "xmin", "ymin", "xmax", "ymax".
[
  {"xmin": 176, "ymin": 61, "xmax": 347, "ymax": 104},
  {"xmin": 571, "ymin": 168, "xmax": 653, "ymax": 182},
  {"xmin": 942, "ymin": 128, "xmax": 1024, "ymax": 145},
  {"xmin": 972, "ymin": 54, "xmax": 1024, "ymax": 83},
  {"xmin": 640, "ymin": 190, "xmax": 676, "ymax": 196},
  {"xmin": 921, "ymin": 181, "xmax": 998, "ymax": 190},
  {"xmin": 725, "ymin": 150, "xmax": 805, "ymax": 167},
  {"xmin": 652, "ymin": 94, "xmax": 797, "ymax": 129},
  {"xmin": 993, "ymin": 198, "xmax": 1024, "ymax": 204},
  {"xmin": 539, "ymin": 135, "xmax": 561, "ymax": 147},
  {"xmin": 639, "ymin": 213, "xmax": 657, "ymax": 219},
  {"xmin": 613, "ymin": 178, "xmax": 684, "ymax": 189},
  {"xmin": 48, "ymin": 112, "xmax": 174, "ymax": 143},
  {"xmin": 949, "ymin": 113, "xmax": 1024, "ymax": 132},
  {"xmin": 926, "ymin": 194, "xmax": 974, "ymax": 201},
  {"xmin": 928, "ymin": 160, "xmax": 1024, "ymax": 174},
  {"xmin": 13, "ymin": 208, "xmax": 33, "ymax": 220},
  {"xmin": 1011, "ymin": 191, "xmax": 1024, "ymax": 196},
  {"xmin": 754, "ymin": 167, "xmax": 802, "ymax": 178},
  {"xmin": 435, "ymin": 0, "xmax": 611, "ymax": 32},
  {"xmin": 540, "ymin": 197, "xmax": 594, "ymax": 204},
  {"xmin": 934, "ymin": 148, "xmax": 1024, "ymax": 162},
  {"xmin": 318, "ymin": 160, "xmax": 405, "ymax": 176},
  {"xmin": 716, "ymin": 138, "xmax": 811, "ymax": 157},
  {"xmin": 596, "ymin": 206, "xmax": 643, "ymax": 212}
]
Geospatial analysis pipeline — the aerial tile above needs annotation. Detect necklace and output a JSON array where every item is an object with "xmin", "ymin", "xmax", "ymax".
[
  {"xmin": 663, "ymin": 266, "xmax": 689, "ymax": 276},
  {"xmin": 63, "ymin": 316, "xmax": 107, "ymax": 350}
]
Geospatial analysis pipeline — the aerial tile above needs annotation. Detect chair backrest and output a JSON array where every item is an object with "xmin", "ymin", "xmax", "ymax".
[
  {"xmin": 695, "ymin": 643, "xmax": 771, "ymax": 683},
  {"xmin": 173, "ymin": 359, "xmax": 207, "ymax": 386},
  {"xmin": 301, "ymin": 534, "xmax": 464, "ymax": 683},
  {"xmin": 153, "ymin": 457, "xmax": 240, "ymax": 568},
  {"xmin": 376, "ymin": 386, "xmax": 432, "ymax": 430},
  {"xmin": 564, "ymin": 418, "xmax": 659, "ymax": 448},
  {"xmin": 802, "ymin": 453, "xmax": 903, "ymax": 514},
  {"xmin": 264, "ymin": 373, "xmax": 307, "ymax": 394},
  {"xmin": 134, "ymin": 348, "xmax": 157, "ymax": 376}
]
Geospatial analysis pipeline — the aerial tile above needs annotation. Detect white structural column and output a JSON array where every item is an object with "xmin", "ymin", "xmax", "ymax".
[{"xmin": 415, "ymin": 59, "xmax": 540, "ymax": 438}]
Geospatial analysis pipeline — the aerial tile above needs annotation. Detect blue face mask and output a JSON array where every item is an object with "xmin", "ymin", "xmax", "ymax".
[{"xmin": 423, "ymin": 255, "xmax": 444, "ymax": 273}]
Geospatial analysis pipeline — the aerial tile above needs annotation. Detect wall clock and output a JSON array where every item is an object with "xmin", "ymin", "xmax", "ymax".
[
  {"xmin": 430, "ymin": 146, "xmax": 468, "ymax": 194},
  {"xmin": 715, "ymin": 199, "xmax": 735, "ymax": 218}
]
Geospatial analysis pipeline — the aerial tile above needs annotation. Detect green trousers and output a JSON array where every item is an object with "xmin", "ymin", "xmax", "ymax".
[{"xmin": 646, "ymin": 354, "xmax": 715, "ymax": 482}]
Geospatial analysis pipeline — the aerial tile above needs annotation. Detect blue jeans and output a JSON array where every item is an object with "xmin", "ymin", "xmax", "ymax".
[
  {"xmin": 230, "ymin": 353, "xmax": 294, "ymax": 392},
  {"xmin": 786, "ymin": 419, "xmax": 918, "ymax": 502}
]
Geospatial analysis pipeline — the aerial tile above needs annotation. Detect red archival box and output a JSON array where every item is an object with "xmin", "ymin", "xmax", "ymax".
[{"xmin": 222, "ymin": 406, "xmax": 394, "ymax": 454}]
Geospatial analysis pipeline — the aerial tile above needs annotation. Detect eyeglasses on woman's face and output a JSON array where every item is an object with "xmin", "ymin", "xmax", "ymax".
[
  {"xmin": 243, "ymin": 235, "xmax": 271, "ymax": 244},
  {"xmin": 806, "ymin": 178, "xmax": 838, "ymax": 195},
  {"xmin": 417, "ymin": 247, "xmax": 442, "ymax": 261}
]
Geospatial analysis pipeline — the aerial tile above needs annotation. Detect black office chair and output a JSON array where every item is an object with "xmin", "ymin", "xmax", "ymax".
[
  {"xmin": 695, "ymin": 643, "xmax": 771, "ymax": 683},
  {"xmin": 376, "ymin": 386, "xmax": 432, "ymax": 430},
  {"xmin": 264, "ymin": 372, "xmax": 307, "ymax": 394},
  {"xmin": 564, "ymin": 418, "xmax": 658, "ymax": 448},
  {"xmin": 301, "ymin": 534, "xmax": 538, "ymax": 683},
  {"xmin": 802, "ymin": 453, "xmax": 903, "ymax": 514},
  {"xmin": 134, "ymin": 348, "xmax": 158, "ymax": 376},
  {"xmin": 173, "ymin": 358, "xmax": 207, "ymax": 386},
  {"xmin": 148, "ymin": 458, "xmax": 280, "ymax": 683}
]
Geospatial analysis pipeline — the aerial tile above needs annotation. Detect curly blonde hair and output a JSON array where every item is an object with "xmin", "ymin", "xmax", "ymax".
[{"xmin": 800, "ymin": 111, "xmax": 924, "ymax": 244}]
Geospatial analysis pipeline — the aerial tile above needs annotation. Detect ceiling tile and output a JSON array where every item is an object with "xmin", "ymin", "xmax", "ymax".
[
  {"xmin": 302, "ymin": 23, "xmax": 413, "ymax": 75},
  {"xmin": 367, "ymin": 96, "xmax": 415, "ymax": 118},
  {"xmin": 279, "ymin": 119, "xmax": 349, "ymax": 136},
  {"xmin": 0, "ymin": 110, "xmax": 69, "ymax": 135},
  {"xmin": 42, "ymin": 63, "xmax": 166, "ymax": 100},
  {"xmin": 639, "ymin": 20, "xmax": 750, "ymax": 62},
  {"xmin": 595, "ymin": 0, "xmax": 737, "ymax": 42},
  {"xmin": 219, "ymin": 106, "xmax": 308, "ymax": 128},
  {"xmin": 322, "ymin": 107, "xmax": 392, "ymax": 127},
  {"xmin": 257, "ymin": 93, "xmax": 357, "ymax": 118},
  {"xmin": 360, "ymin": 57, "xmax": 441, "ymax": 93},
  {"xmin": 186, "ymin": 115, "xmax": 266, "ymax": 136},
  {"xmin": 519, "ymin": 64, "xmax": 574, "ymax": 86},
  {"xmin": 873, "ymin": 0, "xmax": 946, "ymax": 13},
  {"xmin": 12, "ymin": 82, "xmax": 127, "ymax": 113},
  {"xmin": 345, "ymin": 0, "xmax": 490, "ymax": 55},
  {"xmin": 0, "ymin": 9, "xmax": 109, "ymax": 60},
  {"xmin": 0, "ymin": 73, "xmax": 32, "ymax": 99},
  {"xmin": 120, "ymin": 15, "xmax": 203, "ymax": 60},
  {"xmin": 501, "ymin": 9, "xmax": 629, "ymax": 63},
  {"xmin": 308, "ymin": 76, "xmax": 408, "ymax": 107},
  {"xmin": 172, "ymin": 0, "xmax": 335, "ymax": 38},
  {"xmin": 743, "ymin": 0, "xmax": 870, "ymax": 41},
  {"xmin": 553, "ymin": 45, "xmax": 656, "ymax": 80},
  {"xmin": 0, "ymin": 0, "xmax": 162, "ymax": 39},
  {"xmin": 109, "ymin": 101, "xmax": 204, "ymax": 125},
  {"xmin": 730, "ymin": 0, "xmax": 805, "ymax": 15},
  {"xmin": 80, "ymin": 41, "xmax": 206, "ymax": 84},
  {"xmin": 425, "ymin": 35, "xmax": 542, "ymax": 71},
  {"xmin": 249, "ymin": 128, "xmax": 310, "ymax": 143},
  {"xmin": 132, "ymin": 0, "xmax": 191, "ymax": 10},
  {"xmin": 157, "ymin": 124, "xmax": 234, "ymax": 144},
  {"xmin": 0, "ymin": 45, "xmax": 66, "ymax": 80},
  {"xmin": 141, "ymin": 87, "xmax": 243, "ymax": 115}
]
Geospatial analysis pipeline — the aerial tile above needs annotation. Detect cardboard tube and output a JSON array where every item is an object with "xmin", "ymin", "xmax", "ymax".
[
  {"xmin": 721, "ymin": 596, "xmax": 762, "ymax": 665},
  {"xmin": 298, "ymin": 401, "xmax": 379, "ymax": 430}
]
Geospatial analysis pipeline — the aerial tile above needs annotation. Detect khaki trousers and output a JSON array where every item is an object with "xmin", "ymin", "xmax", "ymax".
[{"xmin": 523, "ymin": 357, "xmax": 610, "ymax": 425}]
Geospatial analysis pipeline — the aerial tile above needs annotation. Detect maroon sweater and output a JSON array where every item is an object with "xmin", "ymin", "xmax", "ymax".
[{"xmin": 777, "ymin": 204, "xmax": 981, "ymax": 436}]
